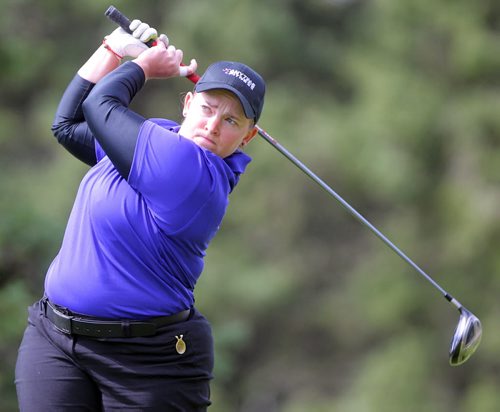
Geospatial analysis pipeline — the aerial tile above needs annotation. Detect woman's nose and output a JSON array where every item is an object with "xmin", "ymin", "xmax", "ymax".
[{"xmin": 205, "ymin": 116, "xmax": 221, "ymax": 134}]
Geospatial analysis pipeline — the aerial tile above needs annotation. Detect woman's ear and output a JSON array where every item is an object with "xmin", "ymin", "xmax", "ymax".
[
  {"xmin": 241, "ymin": 126, "xmax": 259, "ymax": 148},
  {"xmin": 182, "ymin": 92, "xmax": 194, "ymax": 117}
]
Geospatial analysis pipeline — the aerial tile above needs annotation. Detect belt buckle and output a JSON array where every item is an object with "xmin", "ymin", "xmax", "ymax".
[{"xmin": 47, "ymin": 300, "xmax": 73, "ymax": 334}]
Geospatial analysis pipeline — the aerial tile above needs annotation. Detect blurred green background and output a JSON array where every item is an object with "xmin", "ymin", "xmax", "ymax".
[{"xmin": 1, "ymin": 0, "xmax": 499, "ymax": 410}]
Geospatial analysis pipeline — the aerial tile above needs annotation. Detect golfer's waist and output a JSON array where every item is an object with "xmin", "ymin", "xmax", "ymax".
[{"xmin": 42, "ymin": 297, "xmax": 191, "ymax": 338}]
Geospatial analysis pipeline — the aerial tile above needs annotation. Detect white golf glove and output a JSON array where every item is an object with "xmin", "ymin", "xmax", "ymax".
[{"xmin": 104, "ymin": 19, "xmax": 169, "ymax": 59}]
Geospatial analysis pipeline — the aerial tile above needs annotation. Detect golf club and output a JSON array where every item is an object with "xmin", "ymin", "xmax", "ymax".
[
  {"xmin": 105, "ymin": 5, "xmax": 482, "ymax": 366},
  {"xmin": 256, "ymin": 126, "xmax": 482, "ymax": 367}
]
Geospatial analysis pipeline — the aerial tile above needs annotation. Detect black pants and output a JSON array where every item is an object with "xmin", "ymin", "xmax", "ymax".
[{"xmin": 15, "ymin": 299, "xmax": 214, "ymax": 411}]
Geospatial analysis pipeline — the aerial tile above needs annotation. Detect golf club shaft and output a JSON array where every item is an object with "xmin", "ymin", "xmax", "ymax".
[
  {"xmin": 256, "ymin": 126, "xmax": 463, "ymax": 311},
  {"xmin": 105, "ymin": 5, "xmax": 463, "ymax": 312}
]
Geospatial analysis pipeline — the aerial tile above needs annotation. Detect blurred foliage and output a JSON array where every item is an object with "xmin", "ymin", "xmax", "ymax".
[{"xmin": 1, "ymin": 0, "xmax": 499, "ymax": 410}]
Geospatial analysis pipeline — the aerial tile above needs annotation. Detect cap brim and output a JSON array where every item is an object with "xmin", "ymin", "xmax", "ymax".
[{"xmin": 195, "ymin": 82, "xmax": 255, "ymax": 120}]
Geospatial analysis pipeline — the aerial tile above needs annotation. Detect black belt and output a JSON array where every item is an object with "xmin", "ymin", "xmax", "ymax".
[{"xmin": 42, "ymin": 298, "xmax": 191, "ymax": 338}]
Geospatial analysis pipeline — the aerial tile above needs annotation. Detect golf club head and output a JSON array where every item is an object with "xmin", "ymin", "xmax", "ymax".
[{"xmin": 449, "ymin": 308, "xmax": 482, "ymax": 366}]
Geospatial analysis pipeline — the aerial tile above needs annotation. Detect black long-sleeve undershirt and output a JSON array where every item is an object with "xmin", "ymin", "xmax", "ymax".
[
  {"xmin": 82, "ymin": 62, "xmax": 147, "ymax": 178},
  {"xmin": 51, "ymin": 75, "xmax": 98, "ymax": 166},
  {"xmin": 52, "ymin": 62, "xmax": 148, "ymax": 178}
]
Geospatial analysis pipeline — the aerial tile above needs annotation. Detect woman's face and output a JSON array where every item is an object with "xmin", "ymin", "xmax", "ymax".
[{"xmin": 178, "ymin": 90, "xmax": 257, "ymax": 158}]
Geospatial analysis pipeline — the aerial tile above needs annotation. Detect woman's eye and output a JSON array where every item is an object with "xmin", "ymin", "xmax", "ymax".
[{"xmin": 226, "ymin": 117, "xmax": 237, "ymax": 125}]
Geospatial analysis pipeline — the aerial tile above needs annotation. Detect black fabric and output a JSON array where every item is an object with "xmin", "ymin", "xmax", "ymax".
[
  {"xmin": 51, "ymin": 74, "xmax": 98, "ymax": 165},
  {"xmin": 15, "ymin": 299, "xmax": 214, "ymax": 411},
  {"xmin": 82, "ymin": 62, "xmax": 147, "ymax": 178},
  {"xmin": 52, "ymin": 62, "xmax": 148, "ymax": 178}
]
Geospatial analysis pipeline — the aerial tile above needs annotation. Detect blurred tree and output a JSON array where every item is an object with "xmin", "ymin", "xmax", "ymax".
[{"xmin": 1, "ymin": 0, "xmax": 499, "ymax": 411}]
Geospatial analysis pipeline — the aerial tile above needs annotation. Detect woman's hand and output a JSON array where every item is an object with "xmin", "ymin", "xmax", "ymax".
[
  {"xmin": 133, "ymin": 41, "xmax": 197, "ymax": 80},
  {"xmin": 104, "ymin": 19, "xmax": 167, "ymax": 59}
]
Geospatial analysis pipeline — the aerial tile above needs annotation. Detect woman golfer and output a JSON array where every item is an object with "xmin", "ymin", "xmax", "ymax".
[{"xmin": 15, "ymin": 18, "xmax": 265, "ymax": 411}]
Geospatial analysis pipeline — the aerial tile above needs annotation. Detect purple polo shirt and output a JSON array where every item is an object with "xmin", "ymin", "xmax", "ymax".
[{"xmin": 44, "ymin": 118, "xmax": 251, "ymax": 319}]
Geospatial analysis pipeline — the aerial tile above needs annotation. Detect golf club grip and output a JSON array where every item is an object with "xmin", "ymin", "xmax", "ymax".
[
  {"xmin": 105, "ymin": 6, "xmax": 156, "ymax": 47},
  {"xmin": 104, "ymin": 6, "xmax": 200, "ymax": 83}
]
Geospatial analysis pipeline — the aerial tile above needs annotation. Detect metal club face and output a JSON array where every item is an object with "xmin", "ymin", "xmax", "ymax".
[{"xmin": 449, "ymin": 308, "xmax": 482, "ymax": 366}]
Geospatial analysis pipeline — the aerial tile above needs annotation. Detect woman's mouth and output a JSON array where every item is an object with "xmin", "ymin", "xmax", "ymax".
[{"xmin": 195, "ymin": 135, "xmax": 215, "ymax": 146}]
